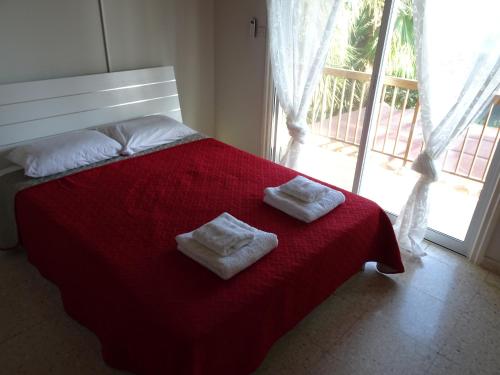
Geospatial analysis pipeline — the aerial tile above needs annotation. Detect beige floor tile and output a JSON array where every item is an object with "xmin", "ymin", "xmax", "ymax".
[
  {"xmin": 252, "ymin": 350, "xmax": 295, "ymax": 375},
  {"xmin": 423, "ymin": 242, "xmax": 467, "ymax": 267},
  {"xmin": 0, "ymin": 249, "xmax": 31, "ymax": 291},
  {"xmin": 252, "ymin": 364, "xmax": 290, "ymax": 375},
  {"xmin": 43, "ymin": 312, "xmax": 103, "ymax": 355},
  {"xmin": 485, "ymin": 271, "xmax": 500, "ymax": 289},
  {"xmin": 320, "ymin": 312, "xmax": 437, "ymax": 375},
  {"xmin": 370, "ymin": 284, "xmax": 462, "ymax": 350},
  {"xmin": 438, "ymin": 314, "xmax": 500, "ymax": 375},
  {"xmin": 0, "ymin": 277, "xmax": 62, "ymax": 344},
  {"xmin": 0, "ymin": 294, "xmax": 46, "ymax": 345},
  {"xmin": 333, "ymin": 263, "xmax": 403, "ymax": 311},
  {"xmin": 0, "ymin": 318, "xmax": 128, "ymax": 375},
  {"xmin": 456, "ymin": 271, "xmax": 500, "ymax": 331},
  {"xmin": 0, "ymin": 262, "xmax": 64, "ymax": 344},
  {"xmin": 257, "ymin": 329, "xmax": 325, "ymax": 374},
  {"xmin": 427, "ymin": 354, "xmax": 475, "ymax": 375},
  {"xmin": 425, "ymin": 242, "xmax": 489, "ymax": 281},
  {"xmin": 392, "ymin": 254, "xmax": 480, "ymax": 312},
  {"xmin": 463, "ymin": 289, "xmax": 500, "ymax": 331},
  {"xmin": 309, "ymin": 351, "xmax": 378, "ymax": 375},
  {"xmin": 52, "ymin": 346, "xmax": 131, "ymax": 375},
  {"xmin": 293, "ymin": 294, "xmax": 363, "ymax": 349},
  {"xmin": 0, "ymin": 320, "xmax": 76, "ymax": 374}
]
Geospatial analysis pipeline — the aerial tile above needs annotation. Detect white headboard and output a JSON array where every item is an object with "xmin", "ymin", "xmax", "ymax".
[{"xmin": 0, "ymin": 66, "xmax": 181, "ymax": 156}]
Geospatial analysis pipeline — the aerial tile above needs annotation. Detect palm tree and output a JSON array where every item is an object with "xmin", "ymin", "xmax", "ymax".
[
  {"xmin": 329, "ymin": 0, "xmax": 416, "ymax": 78},
  {"xmin": 308, "ymin": 0, "xmax": 417, "ymax": 124}
]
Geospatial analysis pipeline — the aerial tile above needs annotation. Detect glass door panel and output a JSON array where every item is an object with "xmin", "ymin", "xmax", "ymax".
[
  {"xmin": 358, "ymin": 0, "xmax": 500, "ymax": 254},
  {"xmin": 271, "ymin": 0, "xmax": 386, "ymax": 192}
]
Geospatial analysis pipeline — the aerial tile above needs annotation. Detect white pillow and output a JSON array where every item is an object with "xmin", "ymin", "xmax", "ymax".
[
  {"xmin": 102, "ymin": 115, "xmax": 197, "ymax": 155},
  {"xmin": 7, "ymin": 130, "xmax": 122, "ymax": 178}
]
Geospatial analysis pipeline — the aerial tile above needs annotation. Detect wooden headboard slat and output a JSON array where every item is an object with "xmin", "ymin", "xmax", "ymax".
[{"xmin": 0, "ymin": 66, "xmax": 181, "ymax": 153}]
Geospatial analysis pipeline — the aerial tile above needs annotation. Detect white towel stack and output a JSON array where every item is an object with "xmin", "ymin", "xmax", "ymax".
[
  {"xmin": 176, "ymin": 212, "xmax": 278, "ymax": 280},
  {"xmin": 192, "ymin": 213, "xmax": 255, "ymax": 257},
  {"xmin": 264, "ymin": 175, "xmax": 345, "ymax": 223},
  {"xmin": 279, "ymin": 175, "xmax": 331, "ymax": 203}
]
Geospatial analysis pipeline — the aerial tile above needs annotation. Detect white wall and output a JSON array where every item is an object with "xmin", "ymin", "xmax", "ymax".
[
  {"xmin": 101, "ymin": 0, "xmax": 176, "ymax": 72},
  {"xmin": 0, "ymin": 0, "xmax": 215, "ymax": 136},
  {"xmin": 484, "ymin": 218, "xmax": 500, "ymax": 262},
  {"xmin": 214, "ymin": 0, "xmax": 267, "ymax": 156},
  {"xmin": 0, "ymin": 0, "xmax": 107, "ymax": 83},
  {"xmin": 175, "ymin": 0, "xmax": 215, "ymax": 136},
  {"xmin": 481, "ymin": 186, "xmax": 500, "ymax": 271}
]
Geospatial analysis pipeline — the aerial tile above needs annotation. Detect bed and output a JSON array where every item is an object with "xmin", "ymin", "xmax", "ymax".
[{"xmin": 0, "ymin": 67, "xmax": 404, "ymax": 375}]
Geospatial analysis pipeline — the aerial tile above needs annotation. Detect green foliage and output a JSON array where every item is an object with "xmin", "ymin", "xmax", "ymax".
[
  {"xmin": 328, "ymin": 0, "xmax": 416, "ymax": 78},
  {"xmin": 343, "ymin": 0, "xmax": 384, "ymax": 74},
  {"xmin": 386, "ymin": 0, "xmax": 416, "ymax": 79},
  {"xmin": 307, "ymin": 0, "xmax": 418, "ymax": 125}
]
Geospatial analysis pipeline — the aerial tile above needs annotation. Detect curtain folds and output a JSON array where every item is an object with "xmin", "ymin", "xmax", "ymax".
[
  {"xmin": 266, "ymin": 0, "xmax": 341, "ymax": 169},
  {"xmin": 394, "ymin": 0, "xmax": 500, "ymax": 256}
]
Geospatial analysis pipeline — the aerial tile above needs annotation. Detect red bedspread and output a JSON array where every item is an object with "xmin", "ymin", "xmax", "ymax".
[{"xmin": 16, "ymin": 138, "xmax": 403, "ymax": 375}]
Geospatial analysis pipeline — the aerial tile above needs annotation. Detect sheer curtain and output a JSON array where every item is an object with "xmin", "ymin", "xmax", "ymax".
[
  {"xmin": 266, "ymin": 0, "xmax": 341, "ymax": 169},
  {"xmin": 394, "ymin": 0, "xmax": 500, "ymax": 256}
]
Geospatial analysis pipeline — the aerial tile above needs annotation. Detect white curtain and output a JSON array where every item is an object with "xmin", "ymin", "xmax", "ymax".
[
  {"xmin": 267, "ymin": 0, "xmax": 341, "ymax": 169},
  {"xmin": 394, "ymin": 0, "xmax": 500, "ymax": 256}
]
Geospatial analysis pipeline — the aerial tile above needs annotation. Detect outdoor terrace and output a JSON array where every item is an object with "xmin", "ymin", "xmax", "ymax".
[{"xmin": 274, "ymin": 67, "xmax": 499, "ymax": 241}]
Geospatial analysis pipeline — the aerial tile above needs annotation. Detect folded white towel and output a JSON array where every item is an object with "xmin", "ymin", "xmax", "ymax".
[
  {"xmin": 176, "ymin": 222, "xmax": 278, "ymax": 280},
  {"xmin": 192, "ymin": 213, "xmax": 255, "ymax": 256},
  {"xmin": 264, "ymin": 186, "xmax": 345, "ymax": 223},
  {"xmin": 279, "ymin": 175, "xmax": 330, "ymax": 203}
]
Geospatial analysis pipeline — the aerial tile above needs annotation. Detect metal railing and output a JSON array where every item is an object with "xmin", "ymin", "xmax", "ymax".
[{"xmin": 309, "ymin": 67, "xmax": 500, "ymax": 183}]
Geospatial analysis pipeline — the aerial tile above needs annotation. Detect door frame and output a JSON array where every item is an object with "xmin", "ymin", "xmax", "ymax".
[
  {"xmin": 468, "ymin": 141, "xmax": 500, "ymax": 261},
  {"xmin": 351, "ymin": 0, "xmax": 397, "ymax": 194}
]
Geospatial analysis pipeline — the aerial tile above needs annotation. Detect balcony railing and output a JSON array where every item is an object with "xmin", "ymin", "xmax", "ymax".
[{"xmin": 309, "ymin": 67, "xmax": 500, "ymax": 183}]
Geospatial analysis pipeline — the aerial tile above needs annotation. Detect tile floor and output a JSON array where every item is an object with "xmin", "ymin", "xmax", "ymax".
[{"xmin": 1, "ymin": 241, "xmax": 499, "ymax": 374}]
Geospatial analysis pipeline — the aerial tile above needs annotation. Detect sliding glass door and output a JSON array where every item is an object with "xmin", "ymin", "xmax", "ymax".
[
  {"xmin": 268, "ymin": 0, "xmax": 500, "ymax": 256},
  {"xmin": 270, "ymin": 0, "xmax": 389, "ymax": 192}
]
